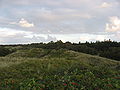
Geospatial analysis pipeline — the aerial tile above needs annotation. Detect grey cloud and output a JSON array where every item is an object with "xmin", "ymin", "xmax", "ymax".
[{"xmin": 0, "ymin": 0, "xmax": 120, "ymax": 43}]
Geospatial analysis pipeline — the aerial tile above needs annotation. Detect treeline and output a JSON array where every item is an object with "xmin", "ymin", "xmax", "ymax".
[
  {"xmin": 0, "ymin": 40, "xmax": 120, "ymax": 61},
  {"xmin": 26, "ymin": 40, "xmax": 120, "ymax": 61}
]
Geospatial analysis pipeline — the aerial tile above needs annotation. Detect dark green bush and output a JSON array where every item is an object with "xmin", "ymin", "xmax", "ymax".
[{"xmin": 0, "ymin": 47, "xmax": 13, "ymax": 56}]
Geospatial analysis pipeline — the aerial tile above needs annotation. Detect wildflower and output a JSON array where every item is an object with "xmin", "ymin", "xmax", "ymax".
[
  {"xmin": 63, "ymin": 83, "xmax": 67, "ymax": 86},
  {"xmin": 71, "ymin": 82, "xmax": 78, "ymax": 85}
]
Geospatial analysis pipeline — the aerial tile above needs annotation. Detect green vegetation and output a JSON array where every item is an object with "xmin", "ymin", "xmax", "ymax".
[
  {"xmin": 0, "ymin": 47, "xmax": 120, "ymax": 90},
  {"xmin": 1, "ymin": 40, "xmax": 120, "ymax": 61},
  {"xmin": 0, "ymin": 46, "xmax": 14, "ymax": 57}
]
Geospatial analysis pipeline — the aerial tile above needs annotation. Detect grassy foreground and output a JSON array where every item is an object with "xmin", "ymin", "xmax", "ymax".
[{"xmin": 0, "ymin": 48, "xmax": 120, "ymax": 90}]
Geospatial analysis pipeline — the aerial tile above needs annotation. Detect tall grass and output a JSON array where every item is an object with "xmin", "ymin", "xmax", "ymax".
[{"xmin": 0, "ymin": 49, "xmax": 120, "ymax": 89}]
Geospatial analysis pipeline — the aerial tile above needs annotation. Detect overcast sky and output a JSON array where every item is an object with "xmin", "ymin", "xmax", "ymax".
[{"xmin": 0, "ymin": 0, "xmax": 120, "ymax": 44}]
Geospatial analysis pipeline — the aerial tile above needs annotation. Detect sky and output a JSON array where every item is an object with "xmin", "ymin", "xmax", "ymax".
[{"xmin": 0, "ymin": 0, "xmax": 120, "ymax": 44}]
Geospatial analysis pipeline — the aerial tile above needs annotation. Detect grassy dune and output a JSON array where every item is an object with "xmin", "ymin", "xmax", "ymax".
[{"xmin": 0, "ymin": 48, "xmax": 120, "ymax": 89}]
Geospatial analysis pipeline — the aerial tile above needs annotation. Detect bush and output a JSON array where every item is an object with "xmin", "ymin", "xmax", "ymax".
[{"xmin": 0, "ymin": 47, "xmax": 13, "ymax": 56}]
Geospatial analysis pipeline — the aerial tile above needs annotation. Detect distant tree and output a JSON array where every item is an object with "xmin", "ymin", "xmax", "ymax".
[{"xmin": 100, "ymin": 47, "xmax": 120, "ymax": 61}]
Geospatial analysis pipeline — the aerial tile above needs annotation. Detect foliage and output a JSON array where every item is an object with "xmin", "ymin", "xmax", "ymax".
[
  {"xmin": 14, "ymin": 40, "xmax": 119, "ymax": 61},
  {"xmin": 7, "ymin": 48, "xmax": 50, "ymax": 58},
  {"xmin": 1, "ymin": 40, "xmax": 120, "ymax": 61},
  {"xmin": 0, "ymin": 41, "xmax": 120, "ymax": 89},
  {"xmin": 0, "ymin": 47, "xmax": 14, "ymax": 56},
  {"xmin": 0, "ymin": 49, "xmax": 120, "ymax": 89}
]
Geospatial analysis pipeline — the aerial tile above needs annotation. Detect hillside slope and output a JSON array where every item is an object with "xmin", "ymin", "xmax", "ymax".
[{"xmin": 0, "ymin": 49, "xmax": 120, "ymax": 89}]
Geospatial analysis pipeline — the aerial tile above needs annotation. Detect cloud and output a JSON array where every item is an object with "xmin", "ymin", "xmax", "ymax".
[
  {"xmin": 106, "ymin": 16, "xmax": 120, "ymax": 32},
  {"xmin": 100, "ymin": 2, "xmax": 112, "ymax": 8},
  {"xmin": 0, "ymin": 0, "xmax": 92, "ymax": 8},
  {"xmin": 11, "ymin": 18, "xmax": 34, "ymax": 28},
  {"xmin": 0, "ymin": 0, "xmax": 120, "ymax": 43},
  {"xmin": 33, "ymin": 8, "xmax": 93, "ymax": 22},
  {"xmin": 0, "ymin": 27, "xmax": 57, "ymax": 44},
  {"xmin": 0, "ymin": 27, "xmax": 119, "ymax": 44},
  {"xmin": 19, "ymin": 18, "xmax": 34, "ymax": 27}
]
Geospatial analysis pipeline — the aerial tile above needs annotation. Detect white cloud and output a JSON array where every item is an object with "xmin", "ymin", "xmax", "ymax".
[
  {"xmin": 19, "ymin": 18, "xmax": 34, "ymax": 28},
  {"xmin": 10, "ymin": 18, "xmax": 34, "ymax": 28},
  {"xmin": 0, "ymin": 27, "xmax": 33, "ymax": 37},
  {"xmin": 106, "ymin": 16, "xmax": 120, "ymax": 32},
  {"xmin": 0, "ymin": 27, "xmax": 56, "ymax": 44},
  {"xmin": 0, "ymin": 27, "xmax": 119, "ymax": 43},
  {"xmin": 100, "ymin": 2, "xmax": 112, "ymax": 8}
]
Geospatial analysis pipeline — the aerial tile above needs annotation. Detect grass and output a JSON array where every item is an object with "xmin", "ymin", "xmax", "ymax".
[{"xmin": 0, "ymin": 48, "xmax": 120, "ymax": 90}]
